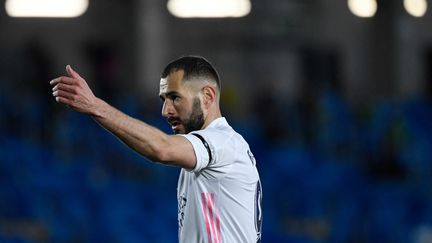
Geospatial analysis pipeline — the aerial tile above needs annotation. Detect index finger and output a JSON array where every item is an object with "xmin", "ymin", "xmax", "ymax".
[{"xmin": 50, "ymin": 76, "xmax": 77, "ymax": 85}]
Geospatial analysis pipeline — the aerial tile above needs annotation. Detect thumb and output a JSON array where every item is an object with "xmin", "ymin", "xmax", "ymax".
[{"xmin": 66, "ymin": 65, "xmax": 83, "ymax": 80}]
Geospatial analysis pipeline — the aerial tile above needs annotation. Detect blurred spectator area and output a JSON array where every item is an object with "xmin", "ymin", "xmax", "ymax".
[
  {"xmin": 2, "ymin": 0, "xmax": 432, "ymax": 242},
  {"xmin": 2, "ymin": 47, "xmax": 432, "ymax": 241}
]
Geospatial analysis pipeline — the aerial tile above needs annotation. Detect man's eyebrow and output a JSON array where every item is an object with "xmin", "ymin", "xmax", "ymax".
[{"xmin": 159, "ymin": 91, "xmax": 181, "ymax": 100}]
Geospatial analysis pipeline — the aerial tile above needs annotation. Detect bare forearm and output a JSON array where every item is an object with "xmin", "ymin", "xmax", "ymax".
[
  {"xmin": 51, "ymin": 65, "xmax": 196, "ymax": 169},
  {"xmin": 91, "ymin": 98, "xmax": 169, "ymax": 162}
]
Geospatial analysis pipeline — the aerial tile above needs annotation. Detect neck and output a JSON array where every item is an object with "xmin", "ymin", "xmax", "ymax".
[{"xmin": 202, "ymin": 107, "xmax": 222, "ymax": 129}]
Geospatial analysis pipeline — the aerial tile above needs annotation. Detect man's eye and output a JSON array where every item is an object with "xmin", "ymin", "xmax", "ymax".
[{"xmin": 173, "ymin": 96, "xmax": 181, "ymax": 102}]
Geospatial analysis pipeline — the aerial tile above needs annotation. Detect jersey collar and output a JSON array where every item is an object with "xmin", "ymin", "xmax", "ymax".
[{"xmin": 206, "ymin": 117, "xmax": 228, "ymax": 129}]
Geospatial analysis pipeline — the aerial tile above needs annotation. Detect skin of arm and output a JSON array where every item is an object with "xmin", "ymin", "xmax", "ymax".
[{"xmin": 50, "ymin": 65, "xmax": 197, "ymax": 169}]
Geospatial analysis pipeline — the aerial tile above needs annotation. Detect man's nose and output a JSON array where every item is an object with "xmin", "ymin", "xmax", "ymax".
[{"xmin": 162, "ymin": 100, "xmax": 175, "ymax": 117}]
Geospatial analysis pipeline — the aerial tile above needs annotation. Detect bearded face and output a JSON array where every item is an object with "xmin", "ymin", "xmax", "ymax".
[
  {"xmin": 167, "ymin": 97, "xmax": 204, "ymax": 134},
  {"xmin": 160, "ymin": 70, "xmax": 207, "ymax": 134}
]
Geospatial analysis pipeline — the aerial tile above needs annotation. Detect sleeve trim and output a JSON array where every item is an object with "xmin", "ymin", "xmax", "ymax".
[{"xmin": 191, "ymin": 133, "xmax": 212, "ymax": 166}]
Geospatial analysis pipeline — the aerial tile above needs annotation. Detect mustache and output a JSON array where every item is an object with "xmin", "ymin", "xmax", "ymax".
[{"xmin": 167, "ymin": 117, "xmax": 181, "ymax": 124}]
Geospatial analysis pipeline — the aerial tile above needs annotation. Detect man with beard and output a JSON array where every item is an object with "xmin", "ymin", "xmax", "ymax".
[{"xmin": 50, "ymin": 56, "xmax": 262, "ymax": 243}]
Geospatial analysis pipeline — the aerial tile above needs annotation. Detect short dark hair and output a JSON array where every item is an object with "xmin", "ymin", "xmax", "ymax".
[{"xmin": 161, "ymin": 55, "xmax": 221, "ymax": 90}]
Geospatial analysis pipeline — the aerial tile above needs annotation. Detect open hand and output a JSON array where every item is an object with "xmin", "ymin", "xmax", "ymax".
[{"xmin": 50, "ymin": 65, "xmax": 98, "ymax": 115}]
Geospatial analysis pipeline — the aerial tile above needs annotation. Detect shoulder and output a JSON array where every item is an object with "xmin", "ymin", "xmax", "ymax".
[
  {"xmin": 182, "ymin": 117, "xmax": 245, "ymax": 172},
  {"xmin": 192, "ymin": 117, "xmax": 237, "ymax": 146}
]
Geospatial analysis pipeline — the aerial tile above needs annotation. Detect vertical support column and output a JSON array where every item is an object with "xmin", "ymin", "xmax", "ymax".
[
  {"xmin": 395, "ymin": 12, "xmax": 423, "ymax": 97},
  {"xmin": 135, "ymin": 0, "xmax": 168, "ymax": 95},
  {"xmin": 367, "ymin": 0, "xmax": 398, "ymax": 98}
]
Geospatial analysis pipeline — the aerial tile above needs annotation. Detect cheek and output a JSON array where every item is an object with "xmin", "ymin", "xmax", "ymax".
[{"xmin": 174, "ymin": 102, "xmax": 190, "ymax": 116}]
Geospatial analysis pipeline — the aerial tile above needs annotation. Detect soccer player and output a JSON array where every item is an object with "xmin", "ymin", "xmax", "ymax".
[{"xmin": 50, "ymin": 56, "xmax": 263, "ymax": 243}]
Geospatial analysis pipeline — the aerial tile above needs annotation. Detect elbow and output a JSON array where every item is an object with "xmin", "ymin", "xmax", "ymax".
[
  {"xmin": 150, "ymin": 146, "xmax": 172, "ymax": 165},
  {"xmin": 142, "ymin": 135, "xmax": 173, "ymax": 164}
]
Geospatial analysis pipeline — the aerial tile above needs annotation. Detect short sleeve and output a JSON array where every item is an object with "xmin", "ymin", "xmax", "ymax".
[{"xmin": 182, "ymin": 132, "xmax": 213, "ymax": 172}]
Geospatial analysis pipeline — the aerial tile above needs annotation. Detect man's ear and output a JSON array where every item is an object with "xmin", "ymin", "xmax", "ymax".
[{"xmin": 202, "ymin": 85, "xmax": 217, "ymax": 108}]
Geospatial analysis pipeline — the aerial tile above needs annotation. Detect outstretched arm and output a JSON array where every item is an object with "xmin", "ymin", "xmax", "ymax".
[{"xmin": 50, "ymin": 65, "xmax": 196, "ymax": 169}]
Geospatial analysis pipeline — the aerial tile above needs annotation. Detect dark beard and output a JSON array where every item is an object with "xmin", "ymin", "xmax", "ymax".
[{"xmin": 176, "ymin": 98, "xmax": 204, "ymax": 134}]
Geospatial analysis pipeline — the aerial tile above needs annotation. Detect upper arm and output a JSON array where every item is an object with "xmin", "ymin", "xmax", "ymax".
[{"xmin": 155, "ymin": 135, "xmax": 197, "ymax": 170}]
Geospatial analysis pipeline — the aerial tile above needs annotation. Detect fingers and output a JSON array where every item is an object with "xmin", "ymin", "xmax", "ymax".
[
  {"xmin": 50, "ymin": 77, "xmax": 80, "ymax": 105},
  {"xmin": 66, "ymin": 65, "xmax": 83, "ymax": 80},
  {"xmin": 52, "ymin": 82, "xmax": 76, "ymax": 93},
  {"xmin": 50, "ymin": 76, "xmax": 77, "ymax": 86},
  {"xmin": 50, "ymin": 65, "xmax": 85, "ymax": 86},
  {"xmin": 50, "ymin": 65, "xmax": 95, "ymax": 114},
  {"xmin": 54, "ymin": 96, "xmax": 71, "ymax": 105},
  {"xmin": 52, "ymin": 89, "xmax": 75, "ymax": 101}
]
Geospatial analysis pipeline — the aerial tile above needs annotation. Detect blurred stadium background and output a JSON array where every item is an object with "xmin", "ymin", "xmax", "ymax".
[{"xmin": 1, "ymin": 0, "xmax": 432, "ymax": 242}]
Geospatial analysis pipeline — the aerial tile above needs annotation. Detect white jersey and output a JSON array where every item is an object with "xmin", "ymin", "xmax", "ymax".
[{"xmin": 178, "ymin": 117, "xmax": 262, "ymax": 243}]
